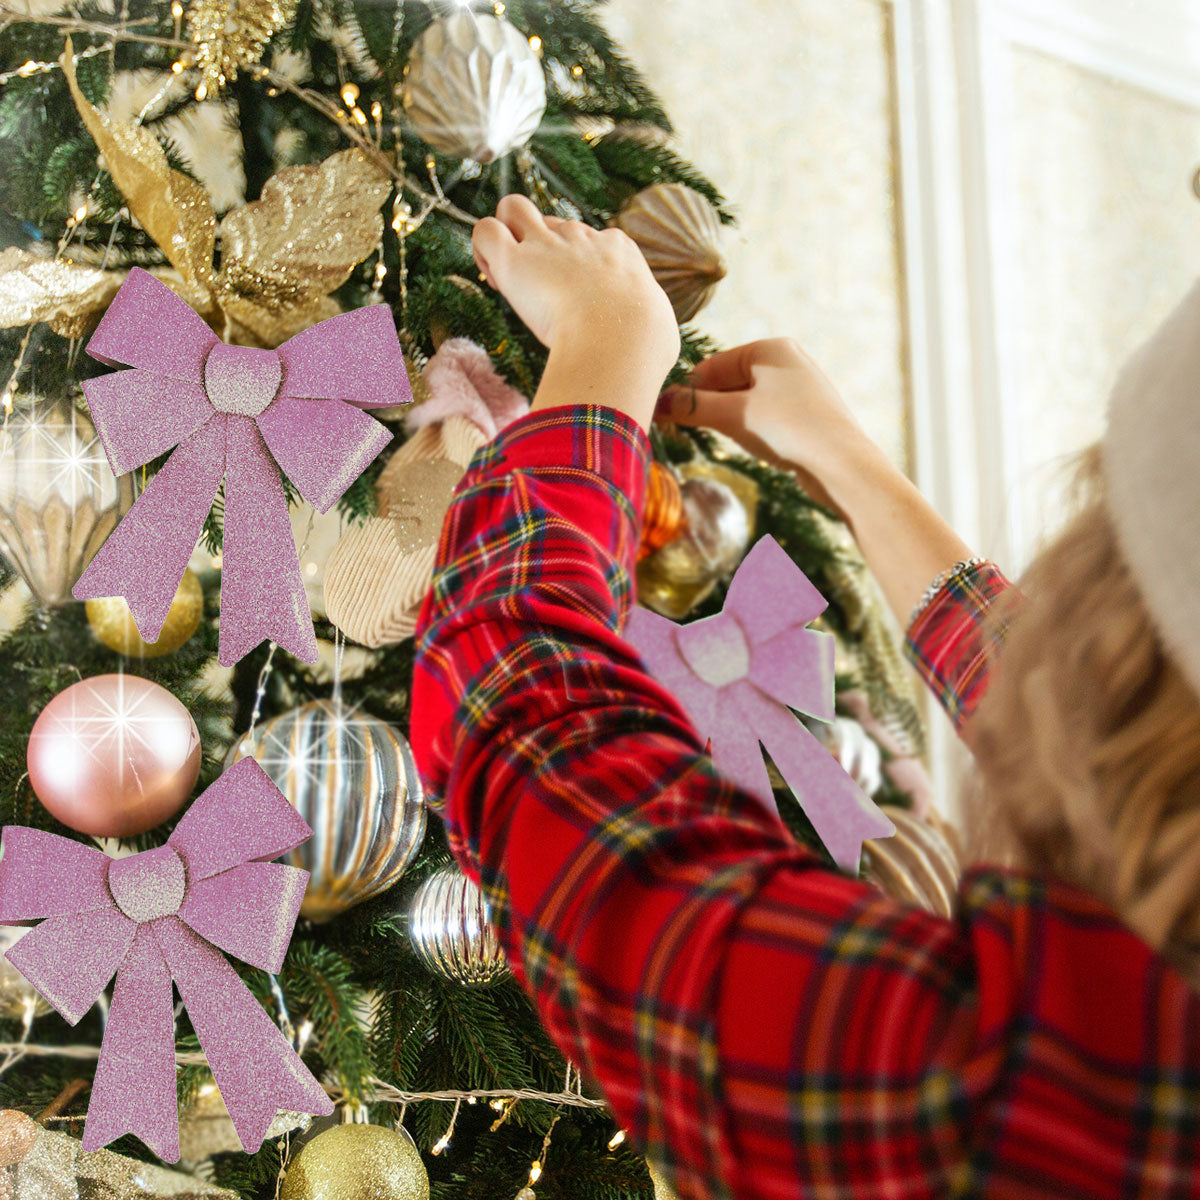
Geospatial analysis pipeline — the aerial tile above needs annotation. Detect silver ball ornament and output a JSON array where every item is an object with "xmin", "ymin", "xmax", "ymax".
[{"xmin": 408, "ymin": 865, "xmax": 509, "ymax": 987}]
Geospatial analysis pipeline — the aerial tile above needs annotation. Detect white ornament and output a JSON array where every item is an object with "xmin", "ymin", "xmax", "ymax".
[{"xmin": 402, "ymin": 12, "xmax": 547, "ymax": 163}]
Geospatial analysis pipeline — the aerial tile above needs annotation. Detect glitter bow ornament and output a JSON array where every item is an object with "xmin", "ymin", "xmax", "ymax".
[
  {"xmin": 626, "ymin": 535, "xmax": 895, "ymax": 870},
  {"xmin": 0, "ymin": 758, "xmax": 334, "ymax": 1161},
  {"xmin": 72, "ymin": 268, "xmax": 410, "ymax": 665}
]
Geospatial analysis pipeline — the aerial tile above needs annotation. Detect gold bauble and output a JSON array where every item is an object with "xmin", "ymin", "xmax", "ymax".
[
  {"xmin": 280, "ymin": 1123, "xmax": 429, "ymax": 1200},
  {"xmin": 86, "ymin": 569, "xmax": 203, "ymax": 658},
  {"xmin": 612, "ymin": 183, "xmax": 727, "ymax": 323},
  {"xmin": 635, "ymin": 459, "xmax": 758, "ymax": 620},
  {"xmin": 647, "ymin": 1162, "xmax": 680, "ymax": 1200}
]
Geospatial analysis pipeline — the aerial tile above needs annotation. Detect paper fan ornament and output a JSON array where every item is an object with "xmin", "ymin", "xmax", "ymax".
[{"xmin": 324, "ymin": 338, "xmax": 528, "ymax": 646}]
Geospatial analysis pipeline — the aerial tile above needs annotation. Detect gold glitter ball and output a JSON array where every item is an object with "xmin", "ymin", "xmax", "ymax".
[
  {"xmin": 280, "ymin": 1124, "xmax": 429, "ymax": 1200},
  {"xmin": 86, "ymin": 568, "xmax": 203, "ymax": 658}
]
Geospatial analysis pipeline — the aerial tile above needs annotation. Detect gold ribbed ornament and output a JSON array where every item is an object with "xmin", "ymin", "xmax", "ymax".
[
  {"xmin": 862, "ymin": 805, "xmax": 962, "ymax": 918},
  {"xmin": 280, "ymin": 1124, "xmax": 430, "ymax": 1200},
  {"xmin": 188, "ymin": 0, "xmax": 299, "ymax": 95},
  {"xmin": 402, "ymin": 12, "xmax": 547, "ymax": 163},
  {"xmin": 611, "ymin": 183, "xmax": 727, "ymax": 323},
  {"xmin": 408, "ymin": 864, "xmax": 509, "ymax": 987},
  {"xmin": 86, "ymin": 568, "xmax": 203, "ymax": 658},
  {"xmin": 0, "ymin": 401, "xmax": 134, "ymax": 608},
  {"xmin": 226, "ymin": 702, "xmax": 426, "ymax": 921}
]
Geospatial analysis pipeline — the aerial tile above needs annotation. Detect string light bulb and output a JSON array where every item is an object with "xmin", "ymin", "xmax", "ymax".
[
  {"xmin": 528, "ymin": 1161, "xmax": 542, "ymax": 1184},
  {"xmin": 195, "ymin": 82, "xmax": 208, "ymax": 101},
  {"xmin": 607, "ymin": 1130, "xmax": 626, "ymax": 1150},
  {"xmin": 341, "ymin": 81, "xmax": 360, "ymax": 107},
  {"xmin": 431, "ymin": 1131, "xmax": 452, "ymax": 1155},
  {"xmin": 572, "ymin": 64, "xmax": 584, "ymax": 77},
  {"xmin": 170, "ymin": 1, "xmax": 183, "ymax": 15},
  {"xmin": 528, "ymin": 35, "xmax": 543, "ymax": 55}
]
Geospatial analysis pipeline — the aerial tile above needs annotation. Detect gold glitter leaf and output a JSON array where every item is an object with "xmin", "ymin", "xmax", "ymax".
[
  {"xmin": 62, "ymin": 41, "xmax": 218, "ymax": 315},
  {"xmin": 0, "ymin": 248, "xmax": 124, "ymax": 338},
  {"xmin": 216, "ymin": 148, "xmax": 390, "ymax": 344}
]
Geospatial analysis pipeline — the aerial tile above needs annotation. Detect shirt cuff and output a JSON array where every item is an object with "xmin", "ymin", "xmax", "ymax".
[{"xmin": 461, "ymin": 402, "xmax": 652, "ymax": 515}]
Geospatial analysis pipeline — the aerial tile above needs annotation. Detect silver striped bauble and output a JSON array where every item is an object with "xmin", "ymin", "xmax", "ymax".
[
  {"xmin": 408, "ymin": 865, "xmax": 509, "ymax": 987},
  {"xmin": 226, "ymin": 701, "xmax": 426, "ymax": 922}
]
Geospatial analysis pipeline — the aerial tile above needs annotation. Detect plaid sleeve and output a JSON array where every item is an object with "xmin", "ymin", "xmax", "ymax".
[
  {"xmin": 903, "ymin": 560, "xmax": 1019, "ymax": 735},
  {"xmin": 408, "ymin": 404, "xmax": 1183, "ymax": 1199},
  {"xmin": 408, "ymin": 403, "xmax": 991, "ymax": 1197}
]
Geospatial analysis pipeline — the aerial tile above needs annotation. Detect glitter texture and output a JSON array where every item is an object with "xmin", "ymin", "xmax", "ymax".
[
  {"xmin": 72, "ymin": 269, "xmax": 409, "ymax": 666},
  {"xmin": 13, "ymin": 1122, "xmax": 239, "ymax": 1198},
  {"xmin": 625, "ymin": 534, "xmax": 895, "ymax": 872},
  {"xmin": 203, "ymin": 344, "xmax": 281, "ymax": 416},
  {"xmin": 0, "ymin": 759, "xmax": 333, "ymax": 1162}
]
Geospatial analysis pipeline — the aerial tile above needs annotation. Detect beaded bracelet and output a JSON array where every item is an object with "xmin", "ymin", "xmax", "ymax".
[{"xmin": 907, "ymin": 555, "xmax": 988, "ymax": 629}]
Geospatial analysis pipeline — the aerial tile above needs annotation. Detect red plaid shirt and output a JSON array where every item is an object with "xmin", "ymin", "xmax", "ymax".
[{"xmin": 410, "ymin": 404, "xmax": 1200, "ymax": 1200}]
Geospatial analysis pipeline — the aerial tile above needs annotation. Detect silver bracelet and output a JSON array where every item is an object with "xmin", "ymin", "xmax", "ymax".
[{"xmin": 908, "ymin": 556, "xmax": 987, "ymax": 628}]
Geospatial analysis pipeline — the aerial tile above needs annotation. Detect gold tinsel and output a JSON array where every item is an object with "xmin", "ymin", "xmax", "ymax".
[
  {"xmin": 188, "ymin": 0, "xmax": 299, "ymax": 96},
  {"xmin": 3, "ymin": 46, "xmax": 391, "ymax": 351}
]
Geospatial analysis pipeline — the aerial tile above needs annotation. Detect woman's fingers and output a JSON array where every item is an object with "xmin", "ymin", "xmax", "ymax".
[
  {"xmin": 687, "ymin": 337, "xmax": 800, "ymax": 391},
  {"xmin": 472, "ymin": 215, "xmax": 517, "ymax": 286},
  {"xmin": 657, "ymin": 384, "xmax": 749, "ymax": 430},
  {"xmin": 495, "ymin": 192, "xmax": 551, "ymax": 241}
]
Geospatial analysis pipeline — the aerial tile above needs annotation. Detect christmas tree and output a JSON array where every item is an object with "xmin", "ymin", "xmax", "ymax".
[{"xmin": 0, "ymin": 2, "xmax": 939, "ymax": 1197}]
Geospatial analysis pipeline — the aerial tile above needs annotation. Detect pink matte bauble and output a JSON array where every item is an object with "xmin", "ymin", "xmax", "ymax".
[{"xmin": 27, "ymin": 675, "xmax": 201, "ymax": 837}]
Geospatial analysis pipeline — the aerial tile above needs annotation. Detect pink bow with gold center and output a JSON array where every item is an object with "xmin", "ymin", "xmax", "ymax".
[
  {"xmin": 626, "ymin": 535, "xmax": 895, "ymax": 871},
  {"xmin": 72, "ymin": 268, "xmax": 410, "ymax": 665},
  {"xmin": 0, "ymin": 759, "xmax": 333, "ymax": 1162}
]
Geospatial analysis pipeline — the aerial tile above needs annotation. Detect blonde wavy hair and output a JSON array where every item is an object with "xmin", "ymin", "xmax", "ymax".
[{"xmin": 961, "ymin": 442, "xmax": 1200, "ymax": 987}]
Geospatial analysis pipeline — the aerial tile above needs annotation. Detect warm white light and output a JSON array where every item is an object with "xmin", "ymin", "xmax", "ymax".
[
  {"xmin": 528, "ymin": 35, "xmax": 542, "ymax": 54},
  {"xmin": 607, "ymin": 1130, "xmax": 626, "ymax": 1149},
  {"xmin": 528, "ymin": 1161, "xmax": 542, "ymax": 1184}
]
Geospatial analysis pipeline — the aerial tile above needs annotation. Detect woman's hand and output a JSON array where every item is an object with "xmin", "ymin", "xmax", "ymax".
[
  {"xmin": 656, "ymin": 338, "xmax": 871, "ymax": 515},
  {"xmin": 473, "ymin": 194, "xmax": 680, "ymax": 432},
  {"xmin": 660, "ymin": 337, "xmax": 977, "ymax": 626}
]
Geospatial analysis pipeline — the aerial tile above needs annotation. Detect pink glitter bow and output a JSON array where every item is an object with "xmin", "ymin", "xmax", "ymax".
[
  {"xmin": 626, "ymin": 535, "xmax": 894, "ymax": 870},
  {"xmin": 0, "ymin": 759, "xmax": 334, "ymax": 1161},
  {"xmin": 72, "ymin": 268, "xmax": 410, "ymax": 665}
]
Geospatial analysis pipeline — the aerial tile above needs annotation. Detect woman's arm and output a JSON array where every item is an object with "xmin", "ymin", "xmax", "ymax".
[{"xmin": 410, "ymin": 403, "xmax": 986, "ymax": 1199}]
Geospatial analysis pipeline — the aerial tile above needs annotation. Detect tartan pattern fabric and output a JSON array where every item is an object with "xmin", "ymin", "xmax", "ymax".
[
  {"xmin": 903, "ymin": 559, "xmax": 1020, "ymax": 735},
  {"xmin": 410, "ymin": 402, "xmax": 1200, "ymax": 1200}
]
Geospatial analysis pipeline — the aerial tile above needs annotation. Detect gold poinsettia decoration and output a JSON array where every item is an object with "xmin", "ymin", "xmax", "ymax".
[{"xmin": 0, "ymin": 43, "xmax": 392, "ymax": 349}]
